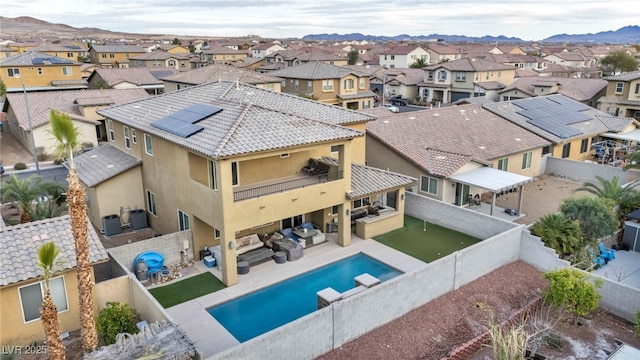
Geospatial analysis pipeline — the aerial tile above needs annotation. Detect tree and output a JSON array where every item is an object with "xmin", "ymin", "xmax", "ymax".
[
  {"xmin": 600, "ymin": 50, "xmax": 638, "ymax": 75},
  {"xmin": 347, "ymin": 49, "xmax": 359, "ymax": 65},
  {"xmin": 37, "ymin": 241, "xmax": 66, "ymax": 360},
  {"xmin": 543, "ymin": 268, "xmax": 602, "ymax": 324},
  {"xmin": 0, "ymin": 78, "xmax": 6, "ymax": 97},
  {"xmin": 1, "ymin": 175, "xmax": 66, "ymax": 223},
  {"xmin": 530, "ymin": 213, "xmax": 582, "ymax": 258},
  {"xmin": 172, "ymin": 38, "xmax": 180, "ymax": 45},
  {"xmin": 559, "ymin": 197, "xmax": 618, "ymax": 243},
  {"xmin": 574, "ymin": 176, "xmax": 640, "ymax": 217},
  {"xmin": 49, "ymin": 110, "xmax": 99, "ymax": 351},
  {"xmin": 410, "ymin": 58, "xmax": 427, "ymax": 68}
]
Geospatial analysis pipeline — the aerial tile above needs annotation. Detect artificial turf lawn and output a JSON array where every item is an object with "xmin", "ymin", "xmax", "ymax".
[
  {"xmin": 148, "ymin": 272, "xmax": 226, "ymax": 308},
  {"xmin": 373, "ymin": 215, "xmax": 481, "ymax": 263}
]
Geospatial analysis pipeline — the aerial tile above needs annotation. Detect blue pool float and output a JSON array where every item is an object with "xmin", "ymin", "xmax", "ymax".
[{"xmin": 133, "ymin": 251, "xmax": 165, "ymax": 276}]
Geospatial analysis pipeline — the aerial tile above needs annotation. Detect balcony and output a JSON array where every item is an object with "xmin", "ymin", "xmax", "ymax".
[{"xmin": 233, "ymin": 171, "xmax": 343, "ymax": 201}]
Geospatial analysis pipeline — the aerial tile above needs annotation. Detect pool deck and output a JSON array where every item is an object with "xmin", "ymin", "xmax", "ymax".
[
  {"xmin": 592, "ymin": 249, "xmax": 640, "ymax": 288},
  {"xmin": 164, "ymin": 233, "xmax": 427, "ymax": 358}
]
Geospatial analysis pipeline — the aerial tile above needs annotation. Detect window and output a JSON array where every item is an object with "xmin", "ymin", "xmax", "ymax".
[
  {"xmin": 107, "ymin": 120, "xmax": 115, "ymax": 141},
  {"xmin": 67, "ymin": 52, "xmax": 73, "ymax": 58},
  {"xmin": 562, "ymin": 143, "xmax": 571, "ymax": 158},
  {"xmin": 208, "ymin": 160, "xmax": 217, "ymax": 190},
  {"xmin": 109, "ymin": 53, "xmax": 115, "ymax": 58},
  {"xmin": 294, "ymin": 79, "xmax": 299, "ymax": 90},
  {"xmin": 455, "ymin": 72, "xmax": 466, "ymax": 81},
  {"xmin": 353, "ymin": 197, "xmax": 370, "ymax": 209},
  {"xmin": 131, "ymin": 129, "xmax": 137, "ymax": 144},
  {"xmin": 615, "ymin": 82, "xmax": 624, "ymax": 94},
  {"xmin": 580, "ymin": 138, "xmax": 589, "ymax": 153},
  {"xmin": 289, "ymin": 79, "xmax": 294, "ymax": 86},
  {"xmin": 635, "ymin": 83, "xmax": 640, "ymax": 94},
  {"xmin": 7, "ymin": 68, "xmax": 20, "ymax": 77},
  {"xmin": 542, "ymin": 146, "xmax": 551, "ymax": 155},
  {"xmin": 62, "ymin": 66, "xmax": 72, "ymax": 76},
  {"xmin": 427, "ymin": 71, "xmax": 433, "ymax": 81},
  {"xmin": 330, "ymin": 145, "xmax": 340, "ymax": 153},
  {"xmin": 363, "ymin": 100, "xmax": 371, "ymax": 109},
  {"xmin": 390, "ymin": 55, "xmax": 395, "ymax": 60},
  {"xmin": 344, "ymin": 79, "xmax": 354, "ymax": 90},
  {"xmin": 281, "ymin": 80, "xmax": 286, "ymax": 87},
  {"xmin": 322, "ymin": 80, "xmax": 334, "ymax": 91},
  {"xmin": 359, "ymin": 78, "xmax": 365, "ymax": 89},
  {"xmin": 307, "ymin": 81, "xmax": 312, "ymax": 92},
  {"xmin": 101, "ymin": 53, "xmax": 107, "ymax": 59},
  {"xmin": 123, "ymin": 126, "xmax": 131, "ymax": 149},
  {"xmin": 331, "ymin": 205, "xmax": 338, "ymax": 215},
  {"xmin": 497, "ymin": 158, "xmax": 509, "ymax": 171},
  {"xmin": 146, "ymin": 190, "xmax": 157, "ymax": 216},
  {"xmin": 19, "ymin": 277, "xmax": 68, "ymax": 323},
  {"xmin": 215, "ymin": 229, "xmax": 221, "ymax": 238},
  {"xmin": 420, "ymin": 176, "xmax": 438, "ymax": 195},
  {"xmin": 521, "ymin": 151, "xmax": 532, "ymax": 170},
  {"xmin": 231, "ymin": 161, "xmax": 239, "ymax": 186},
  {"xmin": 178, "ymin": 210, "xmax": 190, "ymax": 231},
  {"xmin": 437, "ymin": 70, "xmax": 447, "ymax": 81},
  {"xmin": 144, "ymin": 134, "xmax": 153, "ymax": 155}
]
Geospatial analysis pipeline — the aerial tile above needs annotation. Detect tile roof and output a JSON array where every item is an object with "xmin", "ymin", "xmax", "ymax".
[
  {"xmin": 499, "ymin": 77, "xmax": 607, "ymax": 101},
  {"xmin": 97, "ymin": 81, "xmax": 373, "ymax": 158},
  {"xmin": 482, "ymin": 94, "xmax": 631, "ymax": 143},
  {"xmin": 4, "ymin": 88, "xmax": 150, "ymax": 131},
  {"xmin": 0, "ymin": 51, "xmax": 79, "ymax": 66},
  {"xmin": 91, "ymin": 68, "xmax": 168, "ymax": 87},
  {"xmin": 320, "ymin": 157, "xmax": 416, "ymax": 198},
  {"xmin": 160, "ymin": 63, "xmax": 282, "ymax": 85},
  {"xmin": 425, "ymin": 57, "xmax": 516, "ymax": 72},
  {"xmin": 75, "ymin": 144, "xmax": 142, "ymax": 187},
  {"xmin": 0, "ymin": 215, "xmax": 109, "ymax": 287},
  {"xmin": 380, "ymin": 45, "xmax": 423, "ymax": 55},
  {"xmin": 90, "ymin": 45, "xmax": 146, "ymax": 53},
  {"xmin": 605, "ymin": 70, "xmax": 640, "ymax": 81},
  {"xmin": 269, "ymin": 61, "xmax": 367, "ymax": 79},
  {"xmin": 129, "ymin": 50, "xmax": 192, "ymax": 61},
  {"xmin": 366, "ymin": 104, "xmax": 550, "ymax": 176}
]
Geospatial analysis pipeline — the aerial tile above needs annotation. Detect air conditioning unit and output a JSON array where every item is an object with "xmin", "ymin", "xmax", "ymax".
[
  {"xmin": 102, "ymin": 214, "xmax": 122, "ymax": 236},
  {"xmin": 129, "ymin": 209, "xmax": 148, "ymax": 230}
]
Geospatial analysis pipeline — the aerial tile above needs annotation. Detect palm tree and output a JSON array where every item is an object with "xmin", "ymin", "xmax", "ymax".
[
  {"xmin": 49, "ymin": 110, "xmax": 98, "ymax": 351},
  {"xmin": 410, "ymin": 58, "xmax": 427, "ymax": 68},
  {"xmin": 574, "ymin": 176, "xmax": 640, "ymax": 214},
  {"xmin": 531, "ymin": 213, "xmax": 582, "ymax": 258},
  {"xmin": 1, "ymin": 175, "xmax": 66, "ymax": 223},
  {"xmin": 37, "ymin": 241, "xmax": 66, "ymax": 360}
]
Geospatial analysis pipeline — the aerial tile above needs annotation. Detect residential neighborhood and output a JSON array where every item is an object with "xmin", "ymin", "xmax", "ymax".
[{"xmin": 1, "ymin": 17, "xmax": 640, "ymax": 360}]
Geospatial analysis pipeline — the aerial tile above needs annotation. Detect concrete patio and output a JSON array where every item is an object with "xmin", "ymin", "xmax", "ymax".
[
  {"xmin": 592, "ymin": 249, "xmax": 640, "ymax": 289},
  {"xmin": 163, "ymin": 233, "xmax": 427, "ymax": 358}
]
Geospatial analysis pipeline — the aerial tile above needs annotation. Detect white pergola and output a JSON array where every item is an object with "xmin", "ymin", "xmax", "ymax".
[
  {"xmin": 449, "ymin": 167, "xmax": 534, "ymax": 216},
  {"xmin": 601, "ymin": 130, "xmax": 640, "ymax": 142}
]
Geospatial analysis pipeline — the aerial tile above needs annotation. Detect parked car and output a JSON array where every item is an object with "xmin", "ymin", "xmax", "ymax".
[
  {"xmin": 390, "ymin": 96, "xmax": 408, "ymax": 106},
  {"xmin": 383, "ymin": 104, "xmax": 400, "ymax": 113}
]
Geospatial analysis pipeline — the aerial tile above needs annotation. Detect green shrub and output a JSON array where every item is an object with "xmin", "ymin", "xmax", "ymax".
[
  {"xmin": 81, "ymin": 141, "xmax": 94, "ymax": 149},
  {"xmin": 13, "ymin": 163, "xmax": 26, "ymax": 170},
  {"xmin": 96, "ymin": 301, "xmax": 139, "ymax": 345},
  {"xmin": 635, "ymin": 310, "xmax": 640, "ymax": 336}
]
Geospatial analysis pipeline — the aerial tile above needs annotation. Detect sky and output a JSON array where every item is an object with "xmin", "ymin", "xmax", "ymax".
[{"xmin": 2, "ymin": 0, "xmax": 639, "ymax": 41}]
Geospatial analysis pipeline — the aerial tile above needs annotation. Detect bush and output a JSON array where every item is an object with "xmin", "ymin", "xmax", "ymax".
[
  {"xmin": 96, "ymin": 302, "xmax": 139, "ymax": 345},
  {"xmin": 636, "ymin": 310, "xmax": 640, "ymax": 336},
  {"xmin": 13, "ymin": 163, "xmax": 26, "ymax": 170},
  {"xmin": 81, "ymin": 141, "xmax": 94, "ymax": 149}
]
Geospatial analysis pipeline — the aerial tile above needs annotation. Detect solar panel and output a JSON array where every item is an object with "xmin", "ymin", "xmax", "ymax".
[
  {"xmin": 32, "ymin": 57, "xmax": 72, "ymax": 65},
  {"xmin": 548, "ymin": 96, "xmax": 590, "ymax": 111},
  {"xmin": 529, "ymin": 118, "xmax": 582, "ymax": 139},
  {"xmin": 150, "ymin": 103, "xmax": 222, "ymax": 138}
]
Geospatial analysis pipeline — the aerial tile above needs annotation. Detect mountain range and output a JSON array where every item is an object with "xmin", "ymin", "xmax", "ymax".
[{"xmin": 1, "ymin": 16, "xmax": 639, "ymax": 44}]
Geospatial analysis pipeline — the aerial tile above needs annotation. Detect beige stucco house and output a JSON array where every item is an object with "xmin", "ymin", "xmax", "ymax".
[
  {"xmin": 159, "ymin": 63, "xmax": 283, "ymax": 93},
  {"xmin": 0, "ymin": 216, "xmax": 108, "ymax": 345},
  {"xmin": 89, "ymin": 80, "xmax": 414, "ymax": 286},
  {"xmin": 597, "ymin": 71, "xmax": 640, "ymax": 119},
  {"xmin": 88, "ymin": 45, "xmax": 146, "ymax": 68},
  {"xmin": 0, "ymin": 51, "xmax": 86, "ymax": 92}
]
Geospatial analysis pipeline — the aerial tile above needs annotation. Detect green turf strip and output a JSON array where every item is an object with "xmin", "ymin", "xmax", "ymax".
[
  {"xmin": 148, "ymin": 272, "xmax": 226, "ymax": 308},
  {"xmin": 373, "ymin": 215, "xmax": 482, "ymax": 263}
]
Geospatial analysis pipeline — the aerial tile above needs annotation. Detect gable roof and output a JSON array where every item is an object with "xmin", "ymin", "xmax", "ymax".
[
  {"xmin": 90, "ymin": 68, "xmax": 170, "ymax": 87},
  {"xmin": 0, "ymin": 51, "xmax": 79, "ymax": 66},
  {"xmin": 498, "ymin": 77, "xmax": 607, "ymax": 101},
  {"xmin": 380, "ymin": 45, "xmax": 423, "ymax": 55},
  {"xmin": 605, "ymin": 70, "xmax": 640, "ymax": 81},
  {"xmin": 75, "ymin": 144, "xmax": 142, "ymax": 187},
  {"xmin": 320, "ymin": 157, "xmax": 416, "ymax": 198},
  {"xmin": 4, "ymin": 88, "xmax": 150, "ymax": 131},
  {"xmin": 269, "ymin": 61, "xmax": 366, "ymax": 80},
  {"xmin": 129, "ymin": 50, "xmax": 192, "ymax": 61},
  {"xmin": 97, "ymin": 81, "xmax": 374, "ymax": 158},
  {"xmin": 425, "ymin": 57, "xmax": 516, "ymax": 72},
  {"xmin": 160, "ymin": 63, "xmax": 282, "ymax": 85},
  {"xmin": 482, "ymin": 94, "xmax": 635, "ymax": 143},
  {"xmin": 0, "ymin": 215, "xmax": 109, "ymax": 287},
  {"xmin": 90, "ymin": 45, "xmax": 146, "ymax": 54},
  {"xmin": 365, "ymin": 104, "xmax": 550, "ymax": 177}
]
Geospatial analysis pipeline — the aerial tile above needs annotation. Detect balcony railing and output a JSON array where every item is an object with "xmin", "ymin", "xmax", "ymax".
[{"xmin": 234, "ymin": 171, "xmax": 343, "ymax": 201}]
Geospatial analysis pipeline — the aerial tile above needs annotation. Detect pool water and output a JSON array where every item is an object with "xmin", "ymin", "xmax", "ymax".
[{"xmin": 207, "ymin": 253, "xmax": 401, "ymax": 342}]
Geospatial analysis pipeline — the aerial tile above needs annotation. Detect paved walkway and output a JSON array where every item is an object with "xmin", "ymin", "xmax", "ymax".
[
  {"xmin": 164, "ymin": 233, "xmax": 427, "ymax": 358},
  {"xmin": 0, "ymin": 130, "xmax": 35, "ymax": 167}
]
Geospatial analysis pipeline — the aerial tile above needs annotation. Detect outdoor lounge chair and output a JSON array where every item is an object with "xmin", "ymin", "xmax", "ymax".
[
  {"xmin": 279, "ymin": 228, "xmax": 299, "ymax": 243},
  {"xmin": 599, "ymin": 242, "xmax": 615, "ymax": 261},
  {"xmin": 301, "ymin": 158, "xmax": 319, "ymax": 175}
]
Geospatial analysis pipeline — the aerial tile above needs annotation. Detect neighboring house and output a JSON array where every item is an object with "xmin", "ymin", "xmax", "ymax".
[
  {"xmin": 5, "ymin": 42, "xmax": 39, "ymax": 54},
  {"xmin": 0, "ymin": 51, "xmax": 86, "ymax": 92},
  {"xmin": 0, "ymin": 216, "xmax": 108, "ymax": 345},
  {"xmin": 88, "ymin": 45, "xmax": 146, "ymax": 68},
  {"xmin": 543, "ymin": 51, "xmax": 600, "ymax": 77},
  {"xmin": 129, "ymin": 50, "xmax": 194, "ymax": 72},
  {"xmin": 263, "ymin": 50, "xmax": 347, "ymax": 70},
  {"xmin": 2, "ymin": 88, "xmax": 150, "ymax": 155},
  {"xmin": 87, "ymin": 67, "xmax": 176, "ymax": 95},
  {"xmin": 0, "ymin": 45, "xmax": 19, "ymax": 58},
  {"xmin": 483, "ymin": 94, "xmax": 639, "ymax": 161},
  {"xmin": 597, "ymin": 71, "xmax": 640, "ymax": 120},
  {"xmin": 535, "ymin": 63, "xmax": 579, "ymax": 78},
  {"xmin": 234, "ymin": 56, "xmax": 266, "ymax": 72},
  {"xmin": 94, "ymin": 80, "xmax": 414, "ymax": 285},
  {"xmin": 31, "ymin": 44, "xmax": 87, "ymax": 62},
  {"xmin": 364, "ymin": 103, "xmax": 549, "ymax": 214},
  {"xmin": 80, "ymin": 63, "xmax": 100, "ymax": 79},
  {"xmin": 251, "ymin": 43, "xmax": 286, "ymax": 58},
  {"xmin": 420, "ymin": 57, "xmax": 517, "ymax": 104},
  {"xmin": 160, "ymin": 63, "xmax": 282, "ymax": 93},
  {"xmin": 379, "ymin": 68, "xmax": 426, "ymax": 101},
  {"xmin": 199, "ymin": 45, "xmax": 248, "ymax": 65},
  {"xmin": 498, "ymin": 77, "xmax": 607, "ymax": 106},
  {"xmin": 156, "ymin": 44, "xmax": 190, "ymax": 54},
  {"xmin": 269, "ymin": 61, "xmax": 376, "ymax": 109},
  {"xmin": 426, "ymin": 44, "xmax": 466, "ymax": 64},
  {"xmin": 379, "ymin": 45, "xmax": 430, "ymax": 68},
  {"xmin": 470, "ymin": 53, "xmax": 548, "ymax": 72}
]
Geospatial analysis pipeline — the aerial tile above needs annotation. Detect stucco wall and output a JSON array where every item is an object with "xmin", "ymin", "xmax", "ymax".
[
  {"xmin": 544, "ymin": 156, "xmax": 640, "ymax": 184},
  {"xmin": 108, "ymin": 231, "xmax": 193, "ymax": 272}
]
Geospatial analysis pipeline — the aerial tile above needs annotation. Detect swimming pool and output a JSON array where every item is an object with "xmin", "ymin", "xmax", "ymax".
[{"xmin": 207, "ymin": 253, "xmax": 401, "ymax": 342}]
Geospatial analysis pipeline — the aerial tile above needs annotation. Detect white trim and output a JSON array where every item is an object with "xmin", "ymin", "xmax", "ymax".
[{"xmin": 18, "ymin": 276, "xmax": 69, "ymax": 324}]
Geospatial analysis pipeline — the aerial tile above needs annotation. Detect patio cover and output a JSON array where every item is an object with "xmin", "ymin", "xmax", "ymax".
[
  {"xmin": 449, "ymin": 167, "xmax": 533, "ymax": 216},
  {"xmin": 601, "ymin": 129, "xmax": 640, "ymax": 142}
]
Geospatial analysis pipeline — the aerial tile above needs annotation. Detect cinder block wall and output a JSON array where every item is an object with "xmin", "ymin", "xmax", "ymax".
[
  {"xmin": 545, "ymin": 156, "xmax": 640, "ymax": 184},
  {"xmin": 108, "ymin": 231, "xmax": 193, "ymax": 272}
]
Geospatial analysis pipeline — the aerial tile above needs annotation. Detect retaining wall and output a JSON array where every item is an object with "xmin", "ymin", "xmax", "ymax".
[{"xmin": 545, "ymin": 156, "xmax": 640, "ymax": 184}]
